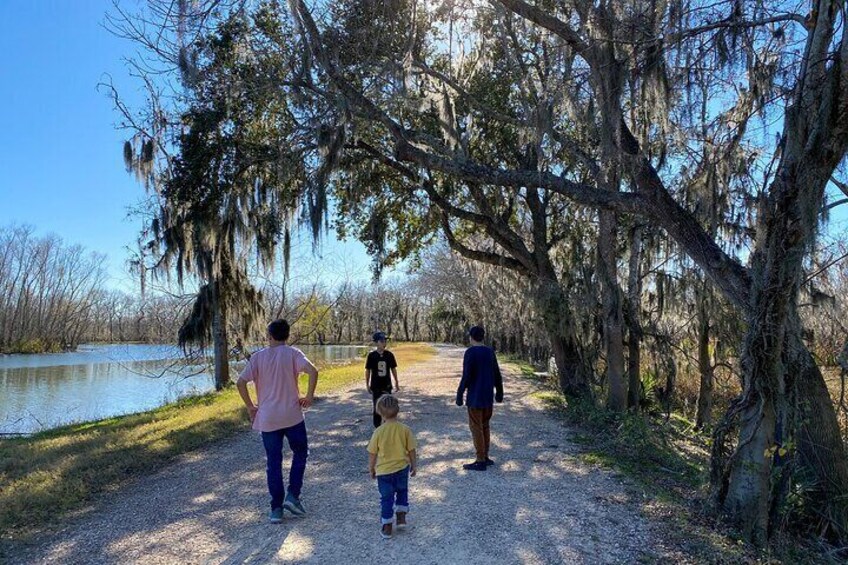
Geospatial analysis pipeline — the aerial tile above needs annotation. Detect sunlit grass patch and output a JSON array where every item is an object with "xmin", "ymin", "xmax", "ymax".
[
  {"xmin": 0, "ymin": 342, "xmax": 435, "ymax": 541},
  {"xmin": 299, "ymin": 342, "xmax": 435, "ymax": 392},
  {"xmin": 500, "ymin": 356, "xmax": 539, "ymax": 378}
]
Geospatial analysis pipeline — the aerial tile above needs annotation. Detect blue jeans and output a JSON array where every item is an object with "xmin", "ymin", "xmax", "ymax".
[
  {"xmin": 377, "ymin": 466, "xmax": 409, "ymax": 524},
  {"xmin": 261, "ymin": 421, "xmax": 309, "ymax": 510}
]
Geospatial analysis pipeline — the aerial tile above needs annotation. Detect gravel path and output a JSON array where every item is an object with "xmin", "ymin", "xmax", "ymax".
[{"xmin": 11, "ymin": 345, "xmax": 675, "ymax": 564}]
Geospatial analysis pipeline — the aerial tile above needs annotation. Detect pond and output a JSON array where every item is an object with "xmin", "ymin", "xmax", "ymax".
[{"xmin": 0, "ymin": 343, "xmax": 367, "ymax": 435}]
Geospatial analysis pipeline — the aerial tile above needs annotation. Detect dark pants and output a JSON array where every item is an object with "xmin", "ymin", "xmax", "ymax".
[
  {"xmin": 377, "ymin": 466, "xmax": 410, "ymax": 524},
  {"xmin": 261, "ymin": 420, "xmax": 309, "ymax": 510},
  {"xmin": 372, "ymin": 388, "xmax": 392, "ymax": 427},
  {"xmin": 468, "ymin": 407, "xmax": 493, "ymax": 461}
]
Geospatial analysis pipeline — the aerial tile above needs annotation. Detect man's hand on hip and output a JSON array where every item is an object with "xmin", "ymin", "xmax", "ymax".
[
  {"xmin": 299, "ymin": 395, "xmax": 314, "ymax": 408},
  {"xmin": 247, "ymin": 405, "xmax": 258, "ymax": 423}
]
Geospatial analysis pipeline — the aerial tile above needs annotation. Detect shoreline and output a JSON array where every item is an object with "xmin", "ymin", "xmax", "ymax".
[
  {"xmin": 0, "ymin": 343, "xmax": 436, "ymax": 542},
  {"xmin": 0, "ymin": 342, "xmax": 375, "ymax": 435},
  {"xmin": 1, "ymin": 340, "xmax": 379, "ymax": 356}
]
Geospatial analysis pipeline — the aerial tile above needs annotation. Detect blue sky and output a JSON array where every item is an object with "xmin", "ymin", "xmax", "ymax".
[
  {"xmin": 0, "ymin": 0, "xmax": 376, "ymax": 290},
  {"xmin": 0, "ymin": 1, "xmax": 146, "ymax": 287}
]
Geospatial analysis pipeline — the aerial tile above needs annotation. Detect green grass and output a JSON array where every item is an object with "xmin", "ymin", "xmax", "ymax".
[
  {"xmin": 498, "ymin": 357, "xmax": 842, "ymax": 562},
  {"xmin": 502, "ymin": 357, "xmax": 708, "ymax": 488},
  {"xmin": 0, "ymin": 343, "xmax": 435, "ymax": 541},
  {"xmin": 0, "ymin": 338, "xmax": 64, "ymax": 354},
  {"xmin": 501, "ymin": 358, "xmax": 755, "ymax": 561}
]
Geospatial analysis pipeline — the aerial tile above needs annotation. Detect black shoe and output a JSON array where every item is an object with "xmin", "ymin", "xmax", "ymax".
[
  {"xmin": 463, "ymin": 461, "xmax": 488, "ymax": 471},
  {"xmin": 485, "ymin": 458, "xmax": 495, "ymax": 466}
]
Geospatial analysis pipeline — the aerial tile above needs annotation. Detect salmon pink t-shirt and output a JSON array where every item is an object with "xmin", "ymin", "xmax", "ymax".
[{"xmin": 239, "ymin": 345, "xmax": 312, "ymax": 432}]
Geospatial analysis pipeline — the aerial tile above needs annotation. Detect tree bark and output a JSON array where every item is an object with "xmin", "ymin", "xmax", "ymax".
[
  {"xmin": 721, "ymin": 383, "xmax": 777, "ymax": 545},
  {"xmin": 591, "ymin": 34, "xmax": 627, "ymax": 412},
  {"xmin": 403, "ymin": 305, "xmax": 411, "ymax": 341},
  {"xmin": 212, "ymin": 281, "xmax": 230, "ymax": 391},
  {"xmin": 533, "ymin": 277, "xmax": 591, "ymax": 399},
  {"xmin": 716, "ymin": 235, "xmax": 786, "ymax": 543},
  {"xmin": 717, "ymin": 167, "xmax": 825, "ymax": 543},
  {"xmin": 549, "ymin": 332, "xmax": 591, "ymax": 399},
  {"xmin": 696, "ymin": 295, "xmax": 714, "ymax": 429},
  {"xmin": 786, "ymin": 321, "xmax": 848, "ymax": 540},
  {"xmin": 626, "ymin": 225, "xmax": 643, "ymax": 409},
  {"xmin": 599, "ymin": 211, "xmax": 626, "ymax": 411}
]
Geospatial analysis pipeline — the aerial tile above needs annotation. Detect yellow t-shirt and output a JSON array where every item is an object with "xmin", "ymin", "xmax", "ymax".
[{"xmin": 367, "ymin": 421, "xmax": 417, "ymax": 476}]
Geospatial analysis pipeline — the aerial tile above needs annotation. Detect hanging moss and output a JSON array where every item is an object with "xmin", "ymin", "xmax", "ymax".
[{"xmin": 123, "ymin": 140, "xmax": 133, "ymax": 172}]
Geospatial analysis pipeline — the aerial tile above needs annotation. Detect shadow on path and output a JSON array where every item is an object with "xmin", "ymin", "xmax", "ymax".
[{"xmin": 15, "ymin": 346, "xmax": 665, "ymax": 564}]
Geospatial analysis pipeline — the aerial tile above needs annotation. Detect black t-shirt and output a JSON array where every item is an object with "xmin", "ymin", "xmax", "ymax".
[{"xmin": 366, "ymin": 350, "xmax": 397, "ymax": 391}]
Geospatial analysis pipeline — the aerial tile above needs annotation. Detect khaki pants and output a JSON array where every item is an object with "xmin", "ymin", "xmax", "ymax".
[{"xmin": 467, "ymin": 407, "xmax": 493, "ymax": 462}]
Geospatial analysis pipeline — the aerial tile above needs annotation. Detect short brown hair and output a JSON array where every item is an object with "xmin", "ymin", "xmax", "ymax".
[
  {"xmin": 268, "ymin": 319, "xmax": 290, "ymax": 341},
  {"xmin": 376, "ymin": 394, "xmax": 400, "ymax": 419}
]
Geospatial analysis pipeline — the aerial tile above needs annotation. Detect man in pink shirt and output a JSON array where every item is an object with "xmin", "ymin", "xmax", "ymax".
[{"xmin": 237, "ymin": 319, "xmax": 319, "ymax": 522}]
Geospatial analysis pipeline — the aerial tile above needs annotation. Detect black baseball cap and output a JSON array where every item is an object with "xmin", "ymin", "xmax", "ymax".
[
  {"xmin": 468, "ymin": 326, "xmax": 485, "ymax": 341},
  {"xmin": 373, "ymin": 331, "xmax": 387, "ymax": 342}
]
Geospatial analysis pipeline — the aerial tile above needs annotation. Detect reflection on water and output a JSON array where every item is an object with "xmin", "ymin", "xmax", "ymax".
[{"xmin": 0, "ymin": 343, "xmax": 366, "ymax": 435}]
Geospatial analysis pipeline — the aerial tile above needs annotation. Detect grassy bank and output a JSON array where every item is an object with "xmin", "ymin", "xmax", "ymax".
[
  {"xmin": 0, "ymin": 342, "xmax": 435, "ymax": 542},
  {"xmin": 503, "ymin": 358, "xmax": 836, "ymax": 563},
  {"xmin": 0, "ymin": 339, "xmax": 66, "ymax": 354},
  {"xmin": 501, "ymin": 359, "xmax": 745, "ymax": 560}
]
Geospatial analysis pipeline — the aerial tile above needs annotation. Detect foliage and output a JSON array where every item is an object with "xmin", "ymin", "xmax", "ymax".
[
  {"xmin": 0, "ymin": 226, "xmax": 108, "ymax": 353},
  {"xmin": 110, "ymin": 0, "xmax": 848, "ymax": 545}
]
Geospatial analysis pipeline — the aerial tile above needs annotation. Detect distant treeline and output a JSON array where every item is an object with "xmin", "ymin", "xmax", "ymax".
[
  {"xmin": 0, "ymin": 225, "xmax": 553, "ymax": 357},
  {"xmin": 0, "ymin": 226, "xmax": 188, "ymax": 353}
]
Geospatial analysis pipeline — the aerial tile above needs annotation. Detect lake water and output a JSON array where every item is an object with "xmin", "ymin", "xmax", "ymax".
[{"xmin": 0, "ymin": 343, "xmax": 367, "ymax": 435}]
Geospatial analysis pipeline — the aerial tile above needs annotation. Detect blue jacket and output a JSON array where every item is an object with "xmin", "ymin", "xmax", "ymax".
[{"xmin": 456, "ymin": 345, "xmax": 504, "ymax": 408}]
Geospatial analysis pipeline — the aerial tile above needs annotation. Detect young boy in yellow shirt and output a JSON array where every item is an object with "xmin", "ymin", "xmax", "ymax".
[{"xmin": 367, "ymin": 394, "xmax": 417, "ymax": 539}]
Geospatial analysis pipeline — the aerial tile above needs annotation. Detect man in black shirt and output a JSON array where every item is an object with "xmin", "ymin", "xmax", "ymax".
[{"xmin": 365, "ymin": 331, "xmax": 399, "ymax": 427}]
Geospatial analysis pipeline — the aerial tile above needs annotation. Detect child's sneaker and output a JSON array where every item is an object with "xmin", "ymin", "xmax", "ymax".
[
  {"xmin": 396, "ymin": 512, "xmax": 407, "ymax": 530},
  {"xmin": 381, "ymin": 523, "xmax": 393, "ymax": 539},
  {"xmin": 269, "ymin": 507, "xmax": 284, "ymax": 523},
  {"xmin": 284, "ymin": 494, "xmax": 306, "ymax": 517},
  {"xmin": 462, "ymin": 461, "xmax": 487, "ymax": 471}
]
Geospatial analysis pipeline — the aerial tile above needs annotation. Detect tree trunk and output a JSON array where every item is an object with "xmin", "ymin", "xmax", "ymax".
[
  {"xmin": 599, "ymin": 211, "xmax": 626, "ymax": 411},
  {"xmin": 626, "ymin": 225, "xmax": 643, "ymax": 409},
  {"xmin": 787, "ymin": 321, "xmax": 848, "ymax": 540},
  {"xmin": 715, "ymin": 250, "xmax": 786, "ymax": 544},
  {"xmin": 533, "ymin": 278, "xmax": 591, "ymax": 399},
  {"xmin": 212, "ymin": 282, "xmax": 230, "ymax": 391},
  {"xmin": 715, "ymin": 167, "xmax": 821, "ymax": 543},
  {"xmin": 696, "ymin": 297, "xmax": 714, "ymax": 429},
  {"xmin": 412, "ymin": 310, "xmax": 419, "ymax": 341},
  {"xmin": 721, "ymin": 381, "xmax": 777, "ymax": 545},
  {"xmin": 550, "ymin": 333, "xmax": 591, "ymax": 398},
  {"xmin": 403, "ymin": 306, "xmax": 411, "ymax": 341}
]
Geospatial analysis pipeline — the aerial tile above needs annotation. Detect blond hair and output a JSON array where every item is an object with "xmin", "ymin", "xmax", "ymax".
[{"xmin": 376, "ymin": 394, "xmax": 400, "ymax": 419}]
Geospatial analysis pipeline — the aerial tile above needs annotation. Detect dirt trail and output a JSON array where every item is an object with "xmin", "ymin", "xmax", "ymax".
[{"xmin": 13, "ymin": 345, "xmax": 685, "ymax": 564}]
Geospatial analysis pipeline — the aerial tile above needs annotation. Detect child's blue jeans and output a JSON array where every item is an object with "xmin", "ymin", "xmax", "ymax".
[{"xmin": 376, "ymin": 466, "xmax": 409, "ymax": 524}]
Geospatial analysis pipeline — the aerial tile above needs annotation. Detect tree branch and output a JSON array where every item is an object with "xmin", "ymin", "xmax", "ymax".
[
  {"xmin": 493, "ymin": 0, "xmax": 590, "ymax": 57},
  {"xmin": 440, "ymin": 213, "xmax": 525, "ymax": 272},
  {"xmin": 296, "ymin": 0, "xmax": 754, "ymax": 311},
  {"xmin": 824, "ymin": 197, "xmax": 848, "ymax": 211},
  {"xmin": 394, "ymin": 140, "xmax": 643, "ymax": 213}
]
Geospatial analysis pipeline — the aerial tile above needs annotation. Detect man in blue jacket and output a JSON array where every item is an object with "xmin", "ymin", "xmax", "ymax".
[{"xmin": 456, "ymin": 326, "xmax": 504, "ymax": 471}]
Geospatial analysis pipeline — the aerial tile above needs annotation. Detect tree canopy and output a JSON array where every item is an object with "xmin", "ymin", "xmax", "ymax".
[{"xmin": 114, "ymin": 0, "xmax": 848, "ymax": 546}]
